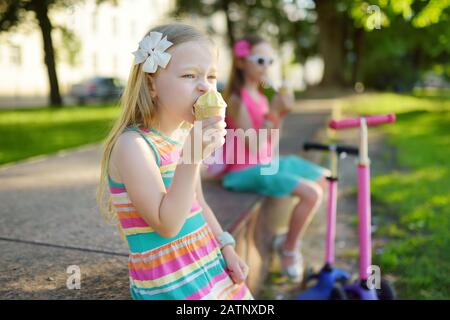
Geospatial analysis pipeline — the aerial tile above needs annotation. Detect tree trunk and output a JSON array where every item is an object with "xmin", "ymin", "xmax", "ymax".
[
  {"xmin": 32, "ymin": 0, "xmax": 62, "ymax": 107},
  {"xmin": 221, "ymin": 0, "xmax": 235, "ymax": 47},
  {"xmin": 352, "ymin": 27, "xmax": 364, "ymax": 85},
  {"xmin": 315, "ymin": 1, "xmax": 345, "ymax": 87}
]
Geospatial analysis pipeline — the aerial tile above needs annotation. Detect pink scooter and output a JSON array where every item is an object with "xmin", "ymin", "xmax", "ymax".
[
  {"xmin": 298, "ymin": 142, "xmax": 358, "ymax": 300},
  {"xmin": 329, "ymin": 113, "xmax": 397, "ymax": 300}
]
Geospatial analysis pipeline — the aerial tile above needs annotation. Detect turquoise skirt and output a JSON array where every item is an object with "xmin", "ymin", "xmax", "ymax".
[{"xmin": 222, "ymin": 155, "xmax": 327, "ymax": 197}]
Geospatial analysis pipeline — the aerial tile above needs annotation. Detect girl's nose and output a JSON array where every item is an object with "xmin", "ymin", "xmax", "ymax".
[{"xmin": 197, "ymin": 78, "xmax": 212, "ymax": 93}]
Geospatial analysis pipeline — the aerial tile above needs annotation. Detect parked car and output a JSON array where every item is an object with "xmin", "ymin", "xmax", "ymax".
[
  {"xmin": 217, "ymin": 80, "xmax": 226, "ymax": 93},
  {"xmin": 69, "ymin": 76, "xmax": 124, "ymax": 104}
]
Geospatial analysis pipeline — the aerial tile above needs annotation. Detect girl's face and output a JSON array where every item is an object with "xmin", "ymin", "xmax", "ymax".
[
  {"xmin": 241, "ymin": 42, "xmax": 275, "ymax": 84},
  {"xmin": 151, "ymin": 40, "xmax": 218, "ymax": 124}
]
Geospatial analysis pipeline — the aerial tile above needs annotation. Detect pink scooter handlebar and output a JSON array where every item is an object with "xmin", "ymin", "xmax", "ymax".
[{"xmin": 329, "ymin": 113, "xmax": 396, "ymax": 130}]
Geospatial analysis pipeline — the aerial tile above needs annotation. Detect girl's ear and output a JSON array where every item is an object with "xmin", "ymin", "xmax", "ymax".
[
  {"xmin": 235, "ymin": 58, "xmax": 245, "ymax": 70},
  {"xmin": 147, "ymin": 74, "xmax": 158, "ymax": 99}
]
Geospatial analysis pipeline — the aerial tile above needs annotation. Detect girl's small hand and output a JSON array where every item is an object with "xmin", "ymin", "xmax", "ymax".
[
  {"xmin": 271, "ymin": 90, "xmax": 294, "ymax": 115},
  {"xmin": 222, "ymin": 246, "xmax": 249, "ymax": 284},
  {"xmin": 184, "ymin": 116, "xmax": 227, "ymax": 163},
  {"xmin": 263, "ymin": 111, "xmax": 281, "ymax": 129}
]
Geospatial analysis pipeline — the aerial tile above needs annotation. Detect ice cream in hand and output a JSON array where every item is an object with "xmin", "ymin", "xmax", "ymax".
[
  {"xmin": 194, "ymin": 90, "xmax": 227, "ymax": 120},
  {"xmin": 278, "ymin": 80, "xmax": 290, "ymax": 95}
]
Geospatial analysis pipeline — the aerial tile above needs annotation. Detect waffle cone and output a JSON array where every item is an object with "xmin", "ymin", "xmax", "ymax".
[
  {"xmin": 195, "ymin": 106, "xmax": 226, "ymax": 120},
  {"xmin": 279, "ymin": 86, "xmax": 289, "ymax": 94},
  {"xmin": 194, "ymin": 90, "xmax": 227, "ymax": 120}
]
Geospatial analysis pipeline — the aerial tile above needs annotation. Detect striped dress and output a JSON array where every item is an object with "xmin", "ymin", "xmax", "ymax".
[{"xmin": 108, "ymin": 125, "xmax": 254, "ymax": 300}]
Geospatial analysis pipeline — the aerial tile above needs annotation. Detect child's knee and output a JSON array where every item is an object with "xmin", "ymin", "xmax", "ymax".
[
  {"xmin": 303, "ymin": 182, "xmax": 323, "ymax": 207},
  {"xmin": 311, "ymin": 183, "xmax": 323, "ymax": 204},
  {"xmin": 293, "ymin": 181, "xmax": 323, "ymax": 206},
  {"xmin": 316, "ymin": 175, "xmax": 328, "ymax": 192}
]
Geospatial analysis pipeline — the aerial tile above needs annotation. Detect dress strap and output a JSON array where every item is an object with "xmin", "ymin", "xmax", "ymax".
[
  {"xmin": 240, "ymin": 88, "xmax": 269, "ymax": 129},
  {"xmin": 124, "ymin": 126, "xmax": 161, "ymax": 167}
]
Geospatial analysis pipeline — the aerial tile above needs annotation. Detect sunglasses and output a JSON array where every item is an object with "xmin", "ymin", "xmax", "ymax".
[{"xmin": 247, "ymin": 55, "xmax": 274, "ymax": 66}]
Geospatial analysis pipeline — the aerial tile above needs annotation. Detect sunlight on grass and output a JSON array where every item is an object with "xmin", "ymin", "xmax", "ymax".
[
  {"xmin": 339, "ymin": 90, "xmax": 450, "ymax": 115},
  {"xmin": 341, "ymin": 90, "xmax": 450, "ymax": 299},
  {"xmin": 0, "ymin": 104, "xmax": 120, "ymax": 165}
]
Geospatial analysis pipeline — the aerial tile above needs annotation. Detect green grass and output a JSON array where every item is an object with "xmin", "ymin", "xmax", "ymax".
[
  {"xmin": 340, "ymin": 90, "xmax": 450, "ymax": 299},
  {"xmin": 340, "ymin": 88, "xmax": 450, "ymax": 114},
  {"xmin": 0, "ymin": 104, "xmax": 120, "ymax": 165}
]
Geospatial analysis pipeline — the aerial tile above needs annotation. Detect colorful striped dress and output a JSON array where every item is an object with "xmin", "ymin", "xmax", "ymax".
[{"xmin": 108, "ymin": 125, "xmax": 254, "ymax": 300}]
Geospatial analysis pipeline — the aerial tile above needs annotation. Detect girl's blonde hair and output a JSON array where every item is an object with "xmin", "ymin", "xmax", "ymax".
[
  {"xmin": 96, "ymin": 23, "xmax": 213, "ymax": 239},
  {"xmin": 224, "ymin": 34, "xmax": 266, "ymax": 120}
]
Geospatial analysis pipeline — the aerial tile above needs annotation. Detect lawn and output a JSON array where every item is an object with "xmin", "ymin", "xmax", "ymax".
[
  {"xmin": 0, "ymin": 104, "xmax": 120, "ymax": 165},
  {"xmin": 340, "ymin": 89, "xmax": 450, "ymax": 299}
]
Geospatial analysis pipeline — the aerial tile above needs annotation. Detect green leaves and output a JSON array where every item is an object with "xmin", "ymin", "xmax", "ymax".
[{"xmin": 413, "ymin": 0, "xmax": 450, "ymax": 28}]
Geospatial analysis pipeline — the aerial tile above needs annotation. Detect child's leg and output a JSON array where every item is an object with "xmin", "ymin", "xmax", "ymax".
[
  {"xmin": 315, "ymin": 174, "xmax": 329, "ymax": 194},
  {"xmin": 282, "ymin": 180, "xmax": 323, "ymax": 261}
]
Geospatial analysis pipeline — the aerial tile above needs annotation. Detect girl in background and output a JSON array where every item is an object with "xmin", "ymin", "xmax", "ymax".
[{"xmin": 222, "ymin": 35, "xmax": 329, "ymax": 283}]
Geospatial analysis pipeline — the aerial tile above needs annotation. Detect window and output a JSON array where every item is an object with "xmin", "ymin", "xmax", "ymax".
[
  {"xmin": 92, "ymin": 11, "xmax": 98, "ymax": 33},
  {"xmin": 112, "ymin": 16, "xmax": 118, "ymax": 36},
  {"xmin": 92, "ymin": 53, "xmax": 97, "ymax": 72},
  {"xmin": 130, "ymin": 20, "xmax": 136, "ymax": 37},
  {"xmin": 113, "ymin": 54, "xmax": 117, "ymax": 74},
  {"xmin": 10, "ymin": 45, "xmax": 22, "ymax": 66}
]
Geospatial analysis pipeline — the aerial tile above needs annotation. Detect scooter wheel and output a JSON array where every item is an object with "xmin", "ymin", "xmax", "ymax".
[
  {"xmin": 329, "ymin": 284, "xmax": 348, "ymax": 300},
  {"xmin": 300, "ymin": 268, "xmax": 318, "ymax": 289},
  {"xmin": 376, "ymin": 278, "xmax": 396, "ymax": 300}
]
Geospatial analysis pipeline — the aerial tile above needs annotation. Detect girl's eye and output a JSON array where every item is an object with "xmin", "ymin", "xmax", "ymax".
[
  {"xmin": 182, "ymin": 74, "xmax": 195, "ymax": 79},
  {"xmin": 208, "ymin": 75, "xmax": 217, "ymax": 80}
]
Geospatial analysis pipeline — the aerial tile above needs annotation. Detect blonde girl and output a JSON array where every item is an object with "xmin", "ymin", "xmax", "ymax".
[{"xmin": 97, "ymin": 23, "xmax": 253, "ymax": 300}]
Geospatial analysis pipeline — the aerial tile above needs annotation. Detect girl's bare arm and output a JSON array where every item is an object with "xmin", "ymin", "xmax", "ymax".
[
  {"xmin": 111, "ymin": 131, "xmax": 200, "ymax": 238},
  {"xmin": 195, "ymin": 173, "xmax": 224, "ymax": 238}
]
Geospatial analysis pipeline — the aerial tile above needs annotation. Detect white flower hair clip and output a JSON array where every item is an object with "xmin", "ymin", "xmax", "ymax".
[{"xmin": 132, "ymin": 31, "xmax": 173, "ymax": 74}]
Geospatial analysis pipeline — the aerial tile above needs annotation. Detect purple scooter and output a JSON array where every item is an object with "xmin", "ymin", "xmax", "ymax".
[
  {"xmin": 329, "ymin": 113, "xmax": 397, "ymax": 300},
  {"xmin": 297, "ymin": 142, "xmax": 359, "ymax": 300}
]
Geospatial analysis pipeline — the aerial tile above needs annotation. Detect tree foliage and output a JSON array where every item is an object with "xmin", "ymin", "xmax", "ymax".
[{"xmin": 173, "ymin": 0, "xmax": 450, "ymax": 90}]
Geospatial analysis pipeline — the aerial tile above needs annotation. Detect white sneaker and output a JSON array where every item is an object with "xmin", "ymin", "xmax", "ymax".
[
  {"xmin": 272, "ymin": 234, "xmax": 304, "ymax": 283},
  {"xmin": 272, "ymin": 233, "xmax": 287, "ymax": 252}
]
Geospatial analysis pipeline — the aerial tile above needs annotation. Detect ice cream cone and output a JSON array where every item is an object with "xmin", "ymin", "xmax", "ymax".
[
  {"xmin": 278, "ymin": 80, "xmax": 290, "ymax": 95},
  {"xmin": 279, "ymin": 85, "xmax": 289, "ymax": 95},
  {"xmin": 194, "ymin": 90, "xmax": 227, "ymax": 120}
]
